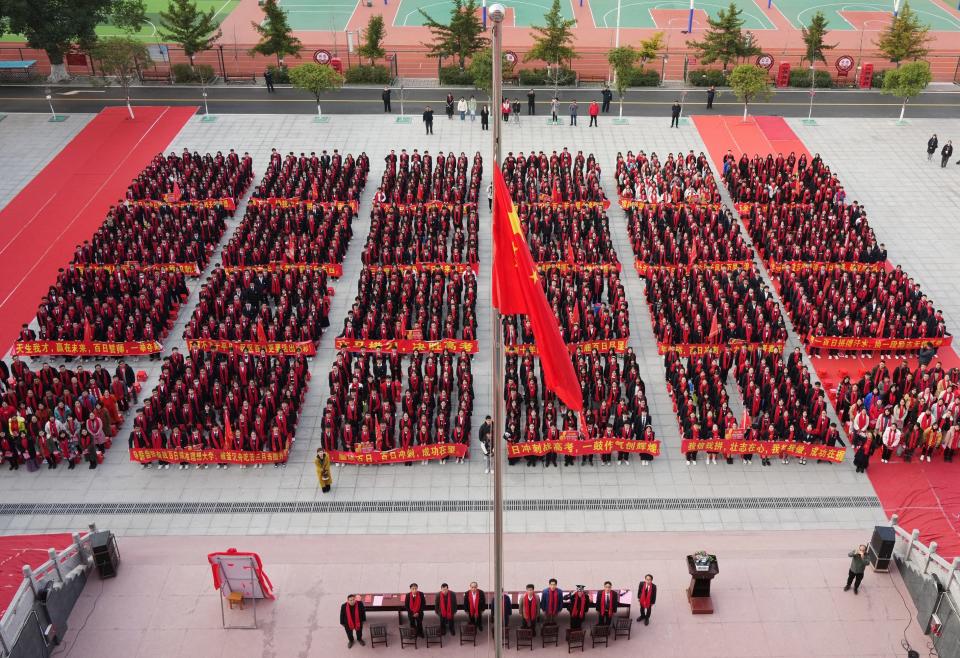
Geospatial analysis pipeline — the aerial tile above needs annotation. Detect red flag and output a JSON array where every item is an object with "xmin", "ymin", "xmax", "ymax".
[
  {"xmin": 708, "ymin": 311, "xmax": 720, "ymax": 343},
  {"xmin": 172, "ymin": 180, "xmax": 181, "ymax": 201},
  {"xmin": 573, "ymin": 301, "xmax": 581, "ymax": 327},
  {"xmin": 565, "ymin": 242, "xmax": 576, "ymax": 265},
  {"xmin": 311, "ymin": 179, "xmax": 319, "ymax": 201},
  {"xmin": 284, "ymin": 235, "xmax": 296, "ymax": 264},
  {"xmin": 83, "ymin": 318, "xmax": 94, "ymax": 344},
  {"xmin": 741, "ymin": 408, "xmax": 750, "ymax": 430},
  {"xmin": 492, "ymin": 166, "xmax": 583, "ymax": 412},
  {"xmin": 877, "ymin": 312, "xmax": 886, "ymax": 338},
  {"xmin": 224, "ymin": 414, "xmax": 235, "ymax": 448},
  {"xmin": 375, "ymin": 417, "xmax": 383, "ymax": 450},
  {"xmin": 257, "ymin": 320, "xmax": 267, "ymax": 344}
]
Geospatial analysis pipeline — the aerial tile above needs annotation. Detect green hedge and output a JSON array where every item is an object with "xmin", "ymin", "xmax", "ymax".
[
  {"xmin": 439, "ymin": 66, "xmax": 475, "ymax": 86},
  {"xmin": 871, "ymin": 69, "xmax": 889, "ymax": 88},
  {"xmin": 266, "ymin": 64, "xmax": 290, "ymax": 84},
  {"xmin": 344, "ymin": 64, "xmax": 391, "ymax": 84},
  {"xmin": 626, "ymin": 67, "xmax": 660, "ymax": 86},
  {"xmin": 788, "ymin": 68, "xmax": 834, "ymax": 88},
  {"xmin": 171, "ymin": 63, "xmax": 215, "ymax": 83},
  {"xmin": 518, "ymin": 66, "xmax": 576, "ymax": 86},
  {"xmin": 688, "ymin": 68, "xmax": 728, "ymax": 87}
]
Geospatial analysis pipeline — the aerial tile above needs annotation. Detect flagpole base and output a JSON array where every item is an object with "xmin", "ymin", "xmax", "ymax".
[
  {"xmin": 394, "ymin": 116, "xmax": 412, "ymax": 123},
  {"xmin": 314, "ymin": 116, "xmax": 331, "ymax": 123},
  {"xmin": 801, "ymin": 118, "xmax": 817, "ymax": 125},
  {"xmin": 612, "ymin": 118, "xmax": 628, "ymax": 125},
  {"xmin": 895, "ymin": 119, "xmax": 909, "ymax": 126},
  {"xmin": 201, "ymin": 115, "xmax": 218, "ymax": 123},
  {"xmin": 677, "ymin": 117, "xmax": 690, "ymax": 126},
  {"xmin": 48, "ymin": 115, "xmax": 69, "ymax": 123}
]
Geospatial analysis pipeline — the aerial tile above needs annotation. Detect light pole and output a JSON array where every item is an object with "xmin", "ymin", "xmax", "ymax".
[
  {"xmin": 663, "ymin": 18, "xmax": 688, "ymax": 84},
  {"xmin": 489, "ymin": 6, "xmax": 506, "ymax": 658},
  {"xmin": 803, "ymin": 61, "xmax": 816, "ymax": 124},
  {"xmin": 614, "ymin": 0, "xmax": 622, "ymax": 48}
]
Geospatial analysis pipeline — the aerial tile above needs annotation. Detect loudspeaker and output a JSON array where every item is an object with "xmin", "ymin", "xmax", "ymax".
[
  {"xmin": 90, "ymin": 532, "xmax": 120, "ymax": 579},
  {"xmin": 869, "ymin": 525, "xmax": 895, "ymax": 572}
]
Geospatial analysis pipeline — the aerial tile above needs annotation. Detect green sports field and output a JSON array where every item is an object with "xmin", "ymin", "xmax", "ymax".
[
  {"xmin": 393, "ymin": 0, "xmax": 575, "ymax": 27},
  {"xmin": 588, "ymin": 0, "xmax": 773, "ymax": 29},
  {"xmin": 0, "ymin": 0, "xmax": 241, "ymax": 43},
  {"xmin": 777, "ymin": 0, "xmax": 960, "ymax": 31}
]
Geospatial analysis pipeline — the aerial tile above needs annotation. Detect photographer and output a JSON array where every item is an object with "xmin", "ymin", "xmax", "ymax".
[
  {"xmin": 479, "ymin": 415, "xmax": 493, "ymax": 474},
  {"xmin": 844, "ymin": 544, "xmax": 869, "ymax": 595}
]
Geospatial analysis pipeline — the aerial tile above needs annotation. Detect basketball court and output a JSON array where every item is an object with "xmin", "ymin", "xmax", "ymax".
[
  {"xmin": 587, "ymin": 0, "xmax": 773, "ymax": 29},
  {"xmin": 282, "ymin": 0, "xmax": 360, "ymax": 31},
  {"xmin": 775, "ymin": 0, "xmax": 960, "ymax": 31},
  {"xmin": 392, "ymin": 0, "xmax": 575, "ymax": 27}
]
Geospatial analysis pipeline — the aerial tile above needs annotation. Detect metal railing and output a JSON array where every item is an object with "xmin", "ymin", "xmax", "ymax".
[{"xmin": 0, "ymin": 524, "xmax": 98, "ymax": 656}]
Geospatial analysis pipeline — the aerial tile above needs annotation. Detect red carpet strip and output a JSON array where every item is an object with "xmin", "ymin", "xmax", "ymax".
[{"xmin": 0, "ymin": 533, "xmax": 72, "ymax": 615}]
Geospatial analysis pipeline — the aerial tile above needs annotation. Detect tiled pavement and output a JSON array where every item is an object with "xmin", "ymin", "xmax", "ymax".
[{"xmin": 10, "ymin": 113, "xmax": 958, "ymax": 536}]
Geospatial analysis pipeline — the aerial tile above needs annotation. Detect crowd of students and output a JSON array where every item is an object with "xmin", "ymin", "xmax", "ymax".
[
  {"xmin": 614, "ymin": 150, "xmax": 720, "ymax": 204},
  {"xmin": 627, "ymin": 203, "xmax": 753, "ymax": 267},
  {"xmin": 251, "ymin": 149, "xmax": 369, "ymax": 202},
  {"xmin": 363, "ymin": 203, "xmax": 479, "ymax": 268},
  {"xmin": 376, "ymin": 149, "xmax": 482, "ymax": 205},
  {"xmin": 501, "ymin": 149, "xmax": 606, "ymax": 204},
  {"xmin": 321, "ymin": 350, "xmax": 474, "ymax": 460},
  {"xmin": 125, "ymin": 149, "xmax": 254, "ymax": 202},
  {"xmin": 0, "ymin": 358, "xmax": 134, "ymax": 470}
]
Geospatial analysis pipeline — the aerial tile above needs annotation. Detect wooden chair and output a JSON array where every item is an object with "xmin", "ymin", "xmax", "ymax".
[
  {"xmin": 425, "ymin": 625, "xmax": 443, "ymax": 648},
  {"xmin": 226, "ymin": 591, "xmax": 244, "ymax": 610},
  {"xmin": 541, "ymin": 623, "xmax": 559, "ymax": 647},
  {"xmin": 516, "ymin": 628, "xmax": 534, "ymax": 650},
  {"xmin": 613, "ymin": 616, "xmax": 632, "ymax": 640},
  {"xmin": 459, "ymin": 623, "xmax": 477, "ymax": 646},
  {"xmin": 590, "ymin": 624, "xmax": 610, "ymax": 648},
  {"xmin": 399, "ymin": 626, "xmax": 418, "ymax": 649},
  {"xmin": 490, "ymin": 622, "xmax": 511, "ymax": 648},
  {"xmin": 370, "ymin": 624, "xmax": 388, "ymax": 648},
  {"xmin": 566, "ymin": 629, "xmax": 585, "ymax": 653}
]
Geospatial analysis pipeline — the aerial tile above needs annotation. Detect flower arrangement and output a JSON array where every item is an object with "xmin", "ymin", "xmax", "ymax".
[{"xmin": 692, "ymin": 551, "xmax": 716, "ymax": 571}]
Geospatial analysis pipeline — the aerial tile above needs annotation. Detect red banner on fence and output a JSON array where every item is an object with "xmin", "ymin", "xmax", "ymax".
[
  {"xmin": 222, "ymin": 262, "xmax": 343, "ymax": 277},
  {"xmin": 131, "ymin": 197, "xmax": 237, "ymax": 211},
  {"xmin": 657, "ymin": 342, "xmax": 785, "ymax": 356},
  {"xmin": 505, "ymin": 337, "xmax": 629, "ymax": 356},
  {"xmin": 128, "ymin": 448, "xmax": 289, "ymax": 464},
  {"xmin": 536, "ymin": 261, "xmax": 622, "ymax": 273},
  {"xmin": 364, "ymin": 262, "xmax": 479, "ymax": 274},
  {"xmin": 806, "ymin": 335, "xmax": 953, "ymax": 352},
  {"xmin": 507, "ymin": 437, "xmax": 661, "ymax": 457},
  {"xmin": 328, "ymin": 442, "xmax": 468, "ymax": 464},
  {"xmin": 619, "ymin": 199, "xmax": 721, "ymax": 210},
  {"xmin": 185, "ymin": 339, "xmax": 317, "ymax": 355},
  {"xmin": 680, "ymin": 439, "xmax": 846, "ymax": 462},
  {"xmin": 72, "ymin": 262, "xmax": 201, "ymax": 276},
  {"xmin": 766, "ymin": 261, "xmax": 886, "ymax": 275},
  {"xmin": 15, "ymin": 340, "xmax": 162, "ymax": 357},
  {"xmin": 635, "ymin": 260, "xmax": 753, "ymax": 276},
  {"xmin": 334, "ymin": 337, "xmax": 478, "ymax": 354},
  {"xmin": 247, "ymin": 198, "xmax": 358, "ymax": 212}
]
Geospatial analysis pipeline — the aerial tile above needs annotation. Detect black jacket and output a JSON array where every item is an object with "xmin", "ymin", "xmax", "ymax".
[
  {"xmin": 435, "ymin": 590, "xmax": 458, "ymax": 618},
  {"xmin": 340, "ymin": 601, "xmax": 367, "ymax": 627},
  {"xmin": 461, "ymin": 589, "xmax": 487, "ymax": 614},
  {"xmin": 423, "ymin": 109, "xmax": 434, "ymax": 124},
  {"xmin": 637, "ymin": 582, "xmax": 657, "ymax": 607}
]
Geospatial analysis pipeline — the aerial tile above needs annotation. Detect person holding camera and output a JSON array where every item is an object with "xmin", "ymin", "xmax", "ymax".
[
  {"xmin": 844, "ymin": 544, "xmax": 869, "ymax": 594},
  {"xmin": 479, "ymin": 415, "xmax": 493, "ymax": 473}
]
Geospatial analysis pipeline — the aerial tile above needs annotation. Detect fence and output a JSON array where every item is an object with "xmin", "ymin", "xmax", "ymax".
[
  {"xmin": 1, "ymin": 44, "xmax": 958, "ymax": 85},
  {"xmin": 889, "ymin": 513, "xmax": 960, "ymax": 657},
  {"xmin": 0, "ymin": 525, "xmax": 100, "ymax": 658}
]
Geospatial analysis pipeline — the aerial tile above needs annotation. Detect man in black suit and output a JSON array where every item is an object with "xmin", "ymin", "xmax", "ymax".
[
  {"xmin": 340, "ymin": 594, "xmax": 367, "ymax": 647},
  {"xmin": 636, "ymin": 574, "xmax": 657, "ymax": 625},
  {"xmin": 595, "ymin": 581, "xmax": 618, "ymax": 626},
  {"xmin": 463, "ymin": 581, "xmax": 487, "ymax": 630},
  {"xmin": 941, "ymin": 140, "xmax": 953, "ymax": 168},
  {"xmin": 423, "ymin": 106, "xmax": 434, "ymax": 135},
  {"xmin": 435, "ymin": 583, "xmax": 458, "ymax": 635},
  {"xmin": 405, "ymin": 583, "xmax": 426, "ymax": 637},
  {"xmin": 670, "ymin": 101, "xmax": 681, "ymax": 128}
]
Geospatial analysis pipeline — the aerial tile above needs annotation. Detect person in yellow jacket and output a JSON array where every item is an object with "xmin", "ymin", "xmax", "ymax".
[{"xmin": 315, "ymin": 447, "xmax": 333, "ymax": 493}]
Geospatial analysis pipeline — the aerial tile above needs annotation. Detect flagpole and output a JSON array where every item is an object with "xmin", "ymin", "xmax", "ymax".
[{"xmin": 489, "ymin": 4, "xmax": 506, "ymax": 658}]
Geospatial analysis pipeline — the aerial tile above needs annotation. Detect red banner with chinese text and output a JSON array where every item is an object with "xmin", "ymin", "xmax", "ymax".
[
  {"xmin": 657, "ymin": 342, "xmax": 785, "ymax": 356},
  {"xmin": 328, "ymin": 442, "xmax": 468, "ymax": 464},
  {"xmin": 680, "ymin": 439, "xmax": 846, "ymax": 462},
  {"xmin": 766, "ymin": 261, "xmax": 886, "ymax": 275},
  {"xmin": 15, "ymin": 340, "xmax": 162, "ymax": 357},
  {"xmin": 334, "ymin": 338, "xmax": 478, "ymax": 354},
  {"xmin": 247, "ymin": 198, "xmax": 358, "ymax": 212},
  {"xmin": 128, "ymin": 448, "xmax": 289, "ymax": 464},
  {"xmin": 507, "ymin": 438, "xmax": 661, "ymax": 457},
  {"xmin": 375, "ymin": 201, "xmax": 477, "ymax": 212},
  {"xmin": 132, "ymin": 197, "xmax": 237, "ymax": 211},
  {"xmin": 364, "ymin": 262, "xmax": 479, "ymax": 274},
  {"xmin": 222, "ymin": 262, "xmax": 343, "ymax": 278},
  {"xmin": 505, "ymin": 338, "xmax": 629, "ymax": 356},
  {"xmin": 185, "ymin": 339, "xmax": 317, "ymax": 355},
  {"xmin": 536, "ymin": 261, "xmax": 622, "ymax": 274},
  {"xmin": 519, "ymin": 200, "xmax": 611, "ymax": 211},
  {"xmin": 619, "ymin": 199, "xmax": 721, "ymax": 211},
  {"xmin": 72, "ymin": 262, "xmax": 201, "ymax": 276},
  {"xmin": 806, "ymin": 335, "xmax": 952, "ymax": 352},
  {"xmin": 635, "ymin": 260, "xmax": 753, "ymax": 276}
]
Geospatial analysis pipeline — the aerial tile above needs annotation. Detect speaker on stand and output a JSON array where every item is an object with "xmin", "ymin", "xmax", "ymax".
[{"xmin": 89, "ymin": 531, "xmax": 120, "ymax": 579}]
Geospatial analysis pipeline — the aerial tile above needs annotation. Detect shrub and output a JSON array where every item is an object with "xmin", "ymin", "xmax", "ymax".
[
  {"xmin": 689, "ymin": 68, "xmax": 728, "ymax": 87},
  {"xmin": 626, "ymin": 67, "xmax": 660, "ymax": 86},
  {"xmin": 171, "ymin": 63, "xmax": 215, "ymax": 83},
  {"xmin": 871, "ymin": 69, "xmax": 888, "ymax": 88},
  {"xmin": 344, "ymin": 64, "xmax": 391, "ymax": 84},
  {"xmin": 439, "ymin": 66, "xmax": 475, "ymax": 86},
  {"xmin": 267, "ymin": 64, "xmax": 290, "ymax": 84},
  {"xmin": 518, "ymin": 67, "xmax": 576, "ymax": 86},
  {"xmin": 788, "ymin": 68, "xmax": 834, "ymax": 88}
]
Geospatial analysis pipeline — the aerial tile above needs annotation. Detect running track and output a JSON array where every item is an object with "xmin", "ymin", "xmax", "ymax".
[{"xmin": 0, "ymin": 106, "xmax": 197, "ymax": 353}]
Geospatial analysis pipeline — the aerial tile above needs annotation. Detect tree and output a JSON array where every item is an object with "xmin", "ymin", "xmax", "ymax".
[
  {"xmin": 250, "ymin": 0, "xmax": 301, "ymax": 65},
  {"xmin": 636, "ymin": 32, "xmax": 664, "ymax": 68},
  {"xmin": 357, "ymin": 14, "xmax": 386, "ymax": 66},
  {"xmin": 289, "ymin": 62, "xmax": 344, "ymax": 118},
  {"xmin": 882, "ymin": 60, "xmax": 931, "ymax": 121},
  {"xmin": 92, "ymin": 36, "xmax": 150, "ymax": 118},
  {"xmin": 686, "ymin": 1, "xmax": 760, "ymax": 71},
  {"xmin": 876, "ymin": 0, "xmax": 931, "ymax": 64},
  {"xmin": 468, "ymin": 46, "xmax": 512, "ymax": 99},
  {"xmin": 607, "ymin": 46, "xmax": 638, "ymax": 118},
  {"xmin": 159, "ymin": 0, "xmax": 222, "ymax": 67},
  {"xmin": 801, "ymin": 11, "xmax": 835, "ymax": 65},
  {"xmin": 524, "ymin": 0, "xmax": 576, "ymax": 67},
  {"xmin": 728, "ymin": 63, "xmax": 772, "ymax": 121},
  {"xmin": 111, "ymin": 0, "xmax": 149, "ymax": 35},
  {"xmin": 4, "ymin": 0, "xmax": 115, "ymax": 82},
  {"xmin": 420, "ymin": 0, "xmax": 487, "ymax": 70}
]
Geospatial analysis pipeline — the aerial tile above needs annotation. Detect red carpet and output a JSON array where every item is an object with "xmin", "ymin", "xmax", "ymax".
[
  {"xmin": 692, "ymin": 115, "xmax": 809, "ymax": 171},
  {"xmin": 0, "ymin": 105, "xmax": 197, "ymax": 353},
  {"xmin": 0, "ymin": 533, "xmax": 72, "ymax": 615}
]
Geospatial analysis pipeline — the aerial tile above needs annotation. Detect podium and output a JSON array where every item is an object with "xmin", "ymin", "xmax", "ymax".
[{"xmin": 686, "ymin": 555, "xmax": 718, "ymax": 614}]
